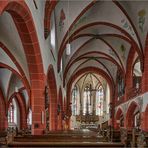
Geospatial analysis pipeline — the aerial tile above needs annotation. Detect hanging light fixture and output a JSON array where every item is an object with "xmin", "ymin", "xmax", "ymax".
[
  {"xmin": 66, "ymin": 0, "xmax": 71, "ymax": 56},
  {"xmin": 66, "ymin": 43, "xmax": 71, "ymax": 55},
  {"xmin": 15, "ymin": 87, "xmax": 18, "ymax": 93}
]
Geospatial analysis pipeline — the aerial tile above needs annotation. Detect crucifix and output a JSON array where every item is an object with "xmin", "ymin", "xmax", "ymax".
[{"xmin": 85, "ymin": 84, "xmax": 99, "ymax": 115}]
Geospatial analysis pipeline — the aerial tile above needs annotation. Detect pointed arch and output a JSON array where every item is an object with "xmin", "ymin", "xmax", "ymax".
[
  {"xmin": 125, "ymin": 101, "xmax": 139, "ymax": 129},
  {"xmin": 8, "ymin": 92, "xmax": 27, "ymax": 129},
  {"xmin": 44, "ymin": 0, "xmax": 58, "ymax": 38},
  {"xmin": 66, "ymin": 67, "xmax": 114, "ymax": 126},
  {"xmin": 0, "ymin": 0, "xmax": 45, "ymax": 134},
  {"xmin": 115, "ymin": 107, "xmax": 124, "ymax": 129}
]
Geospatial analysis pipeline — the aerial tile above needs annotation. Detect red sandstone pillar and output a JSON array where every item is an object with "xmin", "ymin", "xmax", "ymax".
[
  {"xmin": 49, "ymin": 95, "xmax": 57, "ymax": 131},
  {"xmin": 57, "ymin": 113, "xmax": 63, "ymax": 130},
  {"xmin": 141, "ymin": 110, "xmax": 148, "ymax": 132},
  {"xmin": 21, "ymin": 113, "xmax": 27, "ymax": 129},
  {"xmin": 31, "ymin": 80, "xmax": 46, "ymax": 135},
  {"xmin": 16, "ymin": 93, "xmax": 28, "ymax": 130},
  {"xmin": 0, "ymin": 111, "xmax": 7, "ymax": 131},
  {"xmin": 142, "ymin": 34, "xmax": 148, "ymax": 92},
  {"xmin": 125, "ymin": 48, "xmax": 135, "ymax": 101}
]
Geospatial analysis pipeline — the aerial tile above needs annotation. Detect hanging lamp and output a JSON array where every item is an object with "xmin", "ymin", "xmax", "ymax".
[{"xmin": 66, "ymin": 0, "xmax": 71, "ymax": 56}]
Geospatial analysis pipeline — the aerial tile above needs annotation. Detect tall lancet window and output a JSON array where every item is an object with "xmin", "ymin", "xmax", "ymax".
[
  {"xmin": 8, "ymin": 102, "xmax": 14, "ymax": 123},
  {"xmin": 133, "ymin": 59, "xmax": 142, "ymax": 89},
  {"xmin": 72, "ymin": 86, "xmax": 77, "ymax": 115},
  {"xmin": 8, "ymin": 99, "xmax": 18, "ymax": 125},
  {"xmin": 83, "ymin": 86, "xmax": 92, "ymax": 115},
  {"xmin": 96, "ymin": 86, "xmax": 104, "ymax": 116}
]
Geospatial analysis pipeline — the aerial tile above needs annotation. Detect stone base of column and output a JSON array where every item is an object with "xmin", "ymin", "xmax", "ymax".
[{"xmin": 32, "ymin": 123, "xmax": 45, "ymax": 135}]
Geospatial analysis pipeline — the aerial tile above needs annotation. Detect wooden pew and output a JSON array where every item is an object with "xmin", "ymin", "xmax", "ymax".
[
  {"xmin": 0, "ymin": 131, "xmax": 7, "ymax": 145},
  {"xmin": 136, "ymin": 131, "xmax": 148, "ymax": 148},
  {"xmin": 120, "ymin": 128, "xmax": 132, "ymax": 147},
  {"xmin": 13, "ymin": 135, "xmax": 105, "ymax": 142},
  {"xmin": 112, "ymin": 130, "xmax": 121, "ymax": 142}
]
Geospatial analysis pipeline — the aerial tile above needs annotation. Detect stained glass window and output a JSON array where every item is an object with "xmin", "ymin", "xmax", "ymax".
[
  {"xmin": 96, "ymin": 86, "xmax": 104, "ymax": 116},
  {"xmin": 83, "ymin": 86, "xmax": 92, "ymax": 115},
  {"xmin": 8, "ymin": 103, "xmax": 14, "ymax": 123},
  {"xmin": 8, "ymin": 99, "xmax": 17, "ymax": 125},
  {"xmin": 27, "ymin": 109, "xmax": 32, "ymax": 126},
  {"xmin": 72, "ymin": 86, "xmax": 77, "ymax": 115},
  {"xmin": 133, "ymin": 59, "xmax": 142, "ymax": 89}
]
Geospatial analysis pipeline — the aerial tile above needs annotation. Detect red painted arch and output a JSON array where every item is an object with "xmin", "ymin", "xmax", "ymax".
[
  {"xmin": 0, "ymin": 63, "xmax": 29, "ymax": 113},
  {"xmin": 66, "ymin": 67, "xmax": 114, "ymax": 113},
  {"xmin": 63, "ymin": 33, "xmax": 131, "ymax": 82},
  {"xmin": 62, "ymin": 33, "xmax": 130, "ymax": 74},
  {"xmin": 0, "ymin": 0, "xmax": 45, "ymax": 134},
  {"xmin": 8, "ymin": 92, "xmax": 27, "ymax": 129},
  {"xmin": 58, "ymin": 22, "xmax": 143, "ymax": 72},
  {"xmin": 125, "ymin": 101, "xmax": 139, "ymax": 130},
  {"xmin": 63, "ymin": 35, "xmax": 126, "ymax": 79},
  {"xmin": 58, "ymin": 1, "xmax": 96, "ymax": 69},
  {"xmin": 0, "ymin": 42, "xmax": 30, "ymax": 96},
  {"xmin": 64, "ymin": 51, "xmax": 124, "ymax": 85},
  {"xmin": 0, "ymin": 86, "xmax": 7, "ymax": 131},
  {"xmin": 113, "ymin": 0, "xmax": 143, "ymax": 52},
  {"xmin": 44, "ymin": 0, "xmax": 58, "ymax": 38},
  {"xmin": 0, "ymin": 63, "xmax": 27, "ymax": 90},
  {"xmin": 114, "ymin": 107, "xmax": 124, "ymax": 129},
  {"xmin": 66, "ymin": 67, "xmax": 114, "ymax": 128},
  {"xmin": 115, "ymin": 108, "xmax": 123, "ymax": 120},
  {"xmin": 0, "ymin": 1, "xmax": 44, "ymax": 78},
  {"xmin": 67, "ymin": 58, "xmax": 114, "ymax": 88}
]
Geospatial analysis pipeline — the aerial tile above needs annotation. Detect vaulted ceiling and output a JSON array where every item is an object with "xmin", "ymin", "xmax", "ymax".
[
  {"xmin": 0, "ymin": 0, "xmax": 148, "ymax": 111},
  {"xmin": 54, "ymin": 0, "xmax": 148, "ymax": 89}
]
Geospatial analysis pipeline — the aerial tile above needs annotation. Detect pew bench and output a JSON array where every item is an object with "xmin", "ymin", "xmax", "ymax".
[{"xmin": 0, "ymin": 131, "xmax": 7, "ymax": 145}]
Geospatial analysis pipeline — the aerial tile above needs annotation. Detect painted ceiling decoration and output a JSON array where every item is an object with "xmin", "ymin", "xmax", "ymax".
[
  {"xmin": 59, "ymin": 9, "xmax": 66, "ymax": 31},
  {"xmin": 51, "ymin": 0, "xmax": 148, "ymax": 89},
  {"xmin": 138, "ymin": 9, "xmax": 146, "ymax": 33}
]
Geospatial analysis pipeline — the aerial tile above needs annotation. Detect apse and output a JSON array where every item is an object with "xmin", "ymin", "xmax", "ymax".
[{"xmin": 70, "ymin": 73, "xmax": 110, "ymax": 130}]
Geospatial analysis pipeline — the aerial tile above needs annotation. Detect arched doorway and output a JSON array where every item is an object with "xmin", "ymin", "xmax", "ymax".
[
  {"xmin": 115, "ymin": 108, "xmax": 124, "ymax": 129},
  {"xmin": 8, "ymin": 98, "xmax": 20, "ymax": 130},
  {"xmin": 126, "ymin": 101, "xmax": 140, "ymax": 130},
  {"xmin": 47, "ymin": 65, "xmax": 57, "ymax": 131},
  {"xmin": 8, "ymin": 93, "xmax": 27, "ymax": 130}
]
